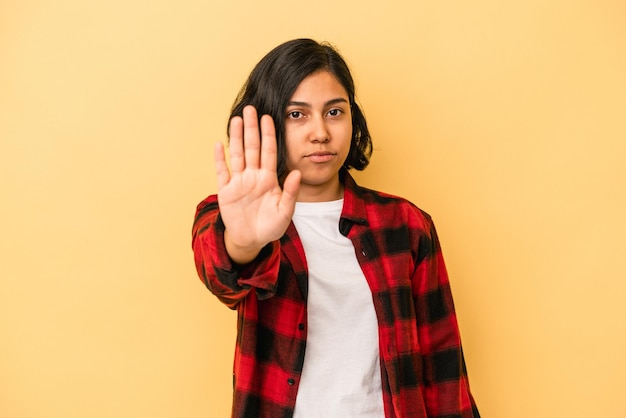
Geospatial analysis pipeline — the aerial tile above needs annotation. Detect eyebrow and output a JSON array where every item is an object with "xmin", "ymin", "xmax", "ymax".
[{"xmin": 286, "ymin": 98, "xmax": 349, "ymax": 108}]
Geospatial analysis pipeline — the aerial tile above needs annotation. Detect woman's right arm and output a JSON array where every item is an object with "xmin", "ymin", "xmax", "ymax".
[
  {"xmin": 192, "ymin": 195, "xmax": 281, "ymax": 309},
  {"xmin": 191, "ymin": 105, "xmax": 300, "ymax": 308}
]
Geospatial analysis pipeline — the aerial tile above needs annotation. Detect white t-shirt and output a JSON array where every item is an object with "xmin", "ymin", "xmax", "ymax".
[{"xmin": 292, "ymin": 199, "xmax": 384, "ymax": 418}]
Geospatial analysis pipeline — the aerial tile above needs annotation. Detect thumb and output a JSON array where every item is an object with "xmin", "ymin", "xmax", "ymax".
[{"xmin": 279, "ymin": 170, "xmax": 301, "ymax": 215}]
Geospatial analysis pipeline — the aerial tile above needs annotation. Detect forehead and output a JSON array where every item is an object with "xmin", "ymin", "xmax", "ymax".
[{"xmin": 290, "ymin": 70, "xmax": 349, "ymax": 101}]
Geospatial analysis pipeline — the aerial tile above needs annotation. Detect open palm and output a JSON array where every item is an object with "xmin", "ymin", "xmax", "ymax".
[{"xmin": 215, "ymin": 106, "xmax": 300, "ymax": 264}]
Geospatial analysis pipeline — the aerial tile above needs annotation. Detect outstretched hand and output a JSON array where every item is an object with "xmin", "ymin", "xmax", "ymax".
[{"xmin": 215, "ymin": 105, "xmax": 301, "ymax": 264}]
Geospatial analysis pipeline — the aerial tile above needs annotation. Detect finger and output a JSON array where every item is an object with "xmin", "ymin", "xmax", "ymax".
[
  {"xmin": 228, "ymin": 116, "xmax": 244, "ymax": 173},
  {"xmin": 214, "ymin": 142, "xmax": 231, "ymax": 190},
  {"xmin": 242, "ymin": 105, "xmax": 261, "ymax": 170},
  {"xmin": 279, "ymin": 169, "xmax": 301, "ymax": 217},
  {"xmin": 259, "ymin": 114, "xmax": 277, "ymax": 171}
]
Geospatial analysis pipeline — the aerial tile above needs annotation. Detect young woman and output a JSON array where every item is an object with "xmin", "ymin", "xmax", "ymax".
[{"xmin": 192, "ymin": 38, "xmax": 480, "ymax": 418}]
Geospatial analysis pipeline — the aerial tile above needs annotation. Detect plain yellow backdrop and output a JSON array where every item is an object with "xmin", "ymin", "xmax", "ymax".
[{"xmin": 1, "ymin": 0, "xmax": 625, "ymax": 417}]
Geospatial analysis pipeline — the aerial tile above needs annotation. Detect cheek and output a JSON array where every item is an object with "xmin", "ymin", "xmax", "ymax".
[{"xmin": 339, "ymin": 126, "xmax": 353, "ymax": 153}]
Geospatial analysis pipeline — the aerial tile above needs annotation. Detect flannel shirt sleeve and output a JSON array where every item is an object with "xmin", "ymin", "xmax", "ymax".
[
  {"xmin": 191, "ymin": 195, "xmax": 281, "ymax": 309},
  {"xmin": 413, "ymin": 219, "xmax": 479, "ymax": 417}
]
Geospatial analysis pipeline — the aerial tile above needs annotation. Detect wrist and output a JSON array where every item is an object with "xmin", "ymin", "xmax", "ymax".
[{"xmin": 224, "ymin": 230, "xmax": 264, "ymax": 265}]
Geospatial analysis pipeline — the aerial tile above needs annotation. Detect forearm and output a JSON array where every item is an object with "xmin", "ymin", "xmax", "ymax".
[{"xmin": 192, "ymin": 196, "xmax": 281, "ymax": 307}]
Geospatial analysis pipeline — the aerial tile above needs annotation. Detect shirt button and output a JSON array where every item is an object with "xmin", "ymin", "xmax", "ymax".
[
  {"xmin": 361, "ymin": 250, "xmax": 367, "ymax": 257},
  {"xmin": 298, "ymin": 323, "xmax": 305, "ymax": 331},
  {"xmin": 287, "ymin": 378, "xmax": 295, "ymax": 386}
]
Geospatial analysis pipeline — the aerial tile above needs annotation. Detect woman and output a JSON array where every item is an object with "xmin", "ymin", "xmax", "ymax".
[{"xmin": 192, "ymin": 38, "xmax": 479, "ymax": 418}]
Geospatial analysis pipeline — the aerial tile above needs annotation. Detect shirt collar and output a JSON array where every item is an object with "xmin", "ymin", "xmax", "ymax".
[{"xmin": 340, "ymin": 169, "xmax": 369, "ymax": 229}]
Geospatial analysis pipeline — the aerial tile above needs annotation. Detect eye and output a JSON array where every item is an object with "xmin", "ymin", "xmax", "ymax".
[
  {"xmin": 327, "ymin": 108, "xmax": 343, "ymax": 117},
  {"xmin": 287, "ymin": 110, "xmax": 303, "ymax": 119}
]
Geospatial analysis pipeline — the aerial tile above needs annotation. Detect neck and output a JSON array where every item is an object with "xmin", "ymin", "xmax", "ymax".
[{"xmin": 296, "ymin": 182, "xmax": 343, "ymax": 202}]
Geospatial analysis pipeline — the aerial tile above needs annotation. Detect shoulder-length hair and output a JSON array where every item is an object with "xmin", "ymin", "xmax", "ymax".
[{"xmin": 228, "ymin": 38, "xmax": 372, "ymax": 179}]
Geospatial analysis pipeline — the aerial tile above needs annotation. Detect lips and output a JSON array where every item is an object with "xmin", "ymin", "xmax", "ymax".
[{"xmin": 305, "ymin": 151, "xmax": 336, "ymax": 163}]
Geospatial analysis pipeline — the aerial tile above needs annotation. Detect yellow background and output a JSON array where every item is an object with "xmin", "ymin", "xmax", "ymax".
[{"xmin": 2, "ymin": 0, "xmax": 625, "ymax": 417}]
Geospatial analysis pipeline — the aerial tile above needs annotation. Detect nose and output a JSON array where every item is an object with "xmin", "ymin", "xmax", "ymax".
[{"xmin": 309, "ymin": 114, "xmax": 330, "ymax": 143}]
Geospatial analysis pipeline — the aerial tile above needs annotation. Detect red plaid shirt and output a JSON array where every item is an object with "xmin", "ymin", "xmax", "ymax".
[{"xmin": 192, "ymin": 171, "xmax": 479, "ymax": 418}]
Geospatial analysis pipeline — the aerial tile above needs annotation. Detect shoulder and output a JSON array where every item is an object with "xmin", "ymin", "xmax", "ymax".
[{"xmin": 352, "ymin": 185, "xmax": 443, "ymax": 263}]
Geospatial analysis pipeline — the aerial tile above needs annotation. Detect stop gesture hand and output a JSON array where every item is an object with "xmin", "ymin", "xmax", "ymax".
[{"xmin": 215, "ymin": 105, "xmax": 301, "ymax": 264}]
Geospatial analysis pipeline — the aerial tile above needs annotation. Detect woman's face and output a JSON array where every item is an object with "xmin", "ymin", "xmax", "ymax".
[{"xmin": 283, "ymin": 70, "xmax": 353, "ymax": 202}]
